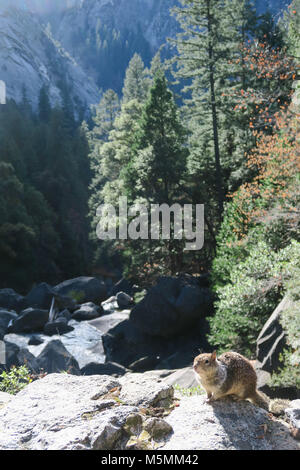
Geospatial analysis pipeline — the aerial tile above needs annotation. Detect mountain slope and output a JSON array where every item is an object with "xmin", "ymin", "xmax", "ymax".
[
  {"xmin": 0, "ymin": 1, "xmax": 291, "ymax": 108},
  {"xmin": 0, "ymin": 7, "xmax": 100, "ymax": 111},
  {"xmin": 50, "ymin": 0, "xmax": 180, "ymax": 93},
  {"xmin": 50, "ymin": 0, "xmax": 291, "ymax": 94},
  {"xmin": 0, "ymin": 1, "xmax": 80, "ymax": 15}
]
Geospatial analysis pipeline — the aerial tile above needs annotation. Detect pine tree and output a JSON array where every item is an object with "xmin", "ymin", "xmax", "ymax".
[
  {"xmin": 124, "ymin": 72, "xmax": 188, "ymax": 205},
  {"xmin": 87, "ymin": 90, "xmax": 120, "ymax": 227},
  {"xmin": 173, "ymin": 0, "xmax": 229, "ymax": 217},
  {"xmin": 122, "ymin": 53, "xmax": 150, "ymax": 103},
  {"xmin": 90, "ymin": 89, "xmax": 120, "ymax": 143},
  {"xmin": 172, "ymin": 0, "xmax": 260, "ymax": 219},
  {"xmin": 38, "ymin": 85, "xmax": 51, "ymax": 123},
  {"xmin": 88, "ymin": 57, "xmax": 149, "ymax": 242},
  {"xmin": 100, "ymin": 55, "xmax": 150, "ymax": 205},
  {"xmin": 120, "ymin": 72, "xmax": 189, "ymax": 277},
  {"xmin": 0, "ymin": 96, "xmax": 92, "ymax": 290}
]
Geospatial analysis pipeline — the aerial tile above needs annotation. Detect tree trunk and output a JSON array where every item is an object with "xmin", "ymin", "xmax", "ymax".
[{"xmin": 207, "ymin": 0, "xmax": 224, "ymax": 218}]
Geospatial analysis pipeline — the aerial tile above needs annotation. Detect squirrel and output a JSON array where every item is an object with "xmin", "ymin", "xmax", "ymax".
[{"xmin": 193, "ymin": 350, "xmax": 270, "ymax": 410}]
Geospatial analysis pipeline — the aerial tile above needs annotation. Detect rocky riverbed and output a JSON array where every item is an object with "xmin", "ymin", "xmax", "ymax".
[{"xmin": 0, "ymin": 274, "xmax": 213, "ymax": 377}]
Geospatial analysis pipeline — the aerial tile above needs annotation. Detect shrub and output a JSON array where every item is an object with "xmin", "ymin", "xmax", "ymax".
[
  {"xmin": 208, "ymin": 240, "xmax": 300, "ymax": 357},
  {"xmin": 212, "ymin": 110, "xmax": 299, "ymax": 289},
  {"xmin": 0, "ymin": 365, "xmax": 32, "ymax": 395},
  {"xmin": 270, "ymin": 261, "xmax": 300, "ymax": 388}
]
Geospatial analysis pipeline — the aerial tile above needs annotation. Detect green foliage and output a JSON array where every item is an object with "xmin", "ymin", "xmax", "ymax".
[
  {"xmin": 174, "ymin": 384, "xmax": 204, "ymax": 397},
  {"xmin": 0, "ymin": 365, "xmax": 32, "ymax": 395},
  {"xmin": 270, "ymin": 260, "xmax": 300, "ymax": 389},
  {"xmin": 120, "ymin": 72, "xmax": 189, "ymax": 278},
  {"xmin": 209, "ymin": 240, "xmax": 300, "ymax": 357},
  {"xmin": 282, "ymin": 0, "xmax": 300, "ymax": 58},
  {"xmin": 123, "ymin": 72, "xmax": 188, "ymax": 204},
  {"xmin": 87, "ymin": 59, "xmax": 148, "ymax": 273},
  {"xmin": 70, "ymin": 22, "xmax": 152, "ymax": 94},
  {"xmin": 171, "ymin": 0, "xmax": 262, "ymax": 260},
  {"xmin": 67, "ymin": 290, "xmax": 86, "ymax": 303},
  {"xmin": 122, "ymin": 53, "xmax": 151, "ymax": 104},
  {"xmin": 0, "ymin": 94, "xmax": 92, "ymax": 292},
  {"xmin": 133, "ymin": 289, "xmax": 147, "ymax": 305},
  {"xmin": 270, "ymin": 349, "xmax": 300, "ymax": 389}
]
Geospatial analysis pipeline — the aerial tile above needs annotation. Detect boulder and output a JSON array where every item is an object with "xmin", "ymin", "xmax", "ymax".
[
  {"xmin": 255, "ymin": 296, "xmax": 300, "ymax": 401},
  {"xmin": 80, "ymin": 362, "xmax": 128, "ymax": 377},
  {"xmin": 161, "ymin": 395, "xmax": 299, "ymax": 450},
  {"xmin": 24, "ymin": 283, "xmax": 53, "ymax": 310},
  {"xmin": 36, "ymin": 340, "xmax": 80, "ymax": 375},
  {"xmin": 163, "ymin": 367, "xmax": 199, "ymax": 389},
  {"xmin": 256, "ymin": 296, "xmax": 291, "ymax": 373},
  {"xmin": 14, "ymin": 347, "xmax": 40, "ymax": 373},
  {"xmin": 102, "ymin": 315, "xmax": 209, "ymax": 370},
  {"xmin": 109, "ymin": 278, "xmax": 133, "ymax": 297},
  {"xmin": 24, "ymin": 283, "xmax": 76, "ymax": 311},
  {"xmin": 0, "ymin": 372, "xmax": 298, "ymax": 450},
  {"xmin": 129, "ymin": 356, "xmax": 161, "ymax": 372},
  {"xmin": 72, "ymin": 302, "xmax": 102, "ymax": 321},
  {"xmin": 0, "ymin": 310, "xmax": 18, "ymax": 339},
  {"xmin": 0, "ymin": 288, "xmax": 24, "ymax": 313},
  {"xmin": 285, "ymin": 400, "xmax": 300, "ymax": 440},
  {"xmin": 89, "ymin": 311, "xmax": 130, "ymax": 335},
  {"xmin": 116, "ymin": 292, "xmax": 134, "ymax": 309},
  {"xmin": 0, "ymin": 341, "xmax": 39, "ymax": 373},
  {"xmin": 118, "ymin": 373, "xmax": 174, "ymax": 408},
  {"xmin": 53, "ymin": 277, "xmax": 107, "ymax": 304},
  {"xmin": 143, "ymin": 418, "xmax": 173, "ymax": 440},
  {"xmin": 56, "ymin": 309, "xmax": 72, "ymax": 322},
  {"xmin": 0, "ymin": 391, "xmax": 12, "ymax": 408},
  {"xmin": 7, "ymin": 308, "xmax": 49, "ymax": 334},
  {"xmin": 5, "ymin": 321, "xmax": 106, "ymax": 371},
  {"xmin": 43, "ymin": 320, "xmax": 74, "ymax": 336},
  {"xmin": 256, "ymin": 368, "xmax": 299, "ymax": 400},
  {"xmin": 0, "ymin": 374, "xmax": 136, "ymax": 450},
  {"xmin": 102, "ymin": 319, "xmax": 164, "ymax": 368},
  {"xmin": 130, "ymin": 275, "xmax": 212, "ymax": 338},
  {"xmin": 101, "ymin": 296, "xmax": 119, "ymax": 314},
  {"xmin": 60, "ymin": 321, "xmax": 106, "ymax": 369},
  {"xmin": 28, "ymin": 336, "xmax": 44, "ymax": 346},
  {"xmin": 156, "ymin": 350, "xmax": 197, "ymax": 371}
]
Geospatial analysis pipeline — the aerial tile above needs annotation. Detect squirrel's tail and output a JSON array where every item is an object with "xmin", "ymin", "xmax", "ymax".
[{"xmin": 249, "ymin": 391, "xmax": 270, "ymax": 411}]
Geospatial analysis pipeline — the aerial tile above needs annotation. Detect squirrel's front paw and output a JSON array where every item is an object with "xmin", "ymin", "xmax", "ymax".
[{"xmin": 205, "ymin": 395, "xmax": 214, "ymax": 404}]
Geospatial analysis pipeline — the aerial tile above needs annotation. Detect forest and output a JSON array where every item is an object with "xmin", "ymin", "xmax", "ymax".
[{"xmin": 0, "ymin": 0, "xmax": 299, "ymax": 389}]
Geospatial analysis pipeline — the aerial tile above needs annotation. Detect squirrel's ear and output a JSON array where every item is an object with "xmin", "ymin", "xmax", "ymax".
[{"xmin": 211, "ymin": 350, "xmax": 217, "ymax": 361}]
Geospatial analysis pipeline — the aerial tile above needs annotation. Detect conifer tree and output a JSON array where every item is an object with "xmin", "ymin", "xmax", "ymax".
[
  {"xmin": 124, "ymin": 72, "xmax": 188, "ymax": 205},
  {"xmin": 173, "ymin": 0, "xmax": 228, "ymax": 217},
  {"xmin": 90, "ymin": 89, "xmax": 120, "ymax": 144},
  {"xmin": 122, "ymin": 53, "xmax": 150, "ymax": 103},
  {"xmin": 88, "ymin": 57, "xmax": 149, "ymax": 241},
  {"xmin": 120, "ymin": 72, "xmax": 189, "ymax": 277},
  {"xmin": 38, "ymin": 85, "xmax": 51, "ymax": 123},
  {"xmin": 172, "ymin": 0, "xmax": 260, "ymax": 219}
]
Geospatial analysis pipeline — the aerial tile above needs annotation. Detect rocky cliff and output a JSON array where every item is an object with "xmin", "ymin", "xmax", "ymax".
[
  {"xmin": 0, "ymin": 0, "xmax": 291, "ymax": 107},
  {"xmin": 0, "ymin": 7, "xmax": 100, "ymax": 111},
  {"xmin": 49, "ymin": 0, "xmax": 180, "ymax": 92},
  {"xmin": 0, "ymin": 1, "xmax": 80, "ymax": 15},
  {"xmin": 53, "ymin": 0, "xmax": 179, "ymax": 54}
]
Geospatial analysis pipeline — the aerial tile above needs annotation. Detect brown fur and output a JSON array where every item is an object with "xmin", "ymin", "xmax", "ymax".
[{"xmin": 193, "ymin": 351, "xmax": 269, "ymax": 409}]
